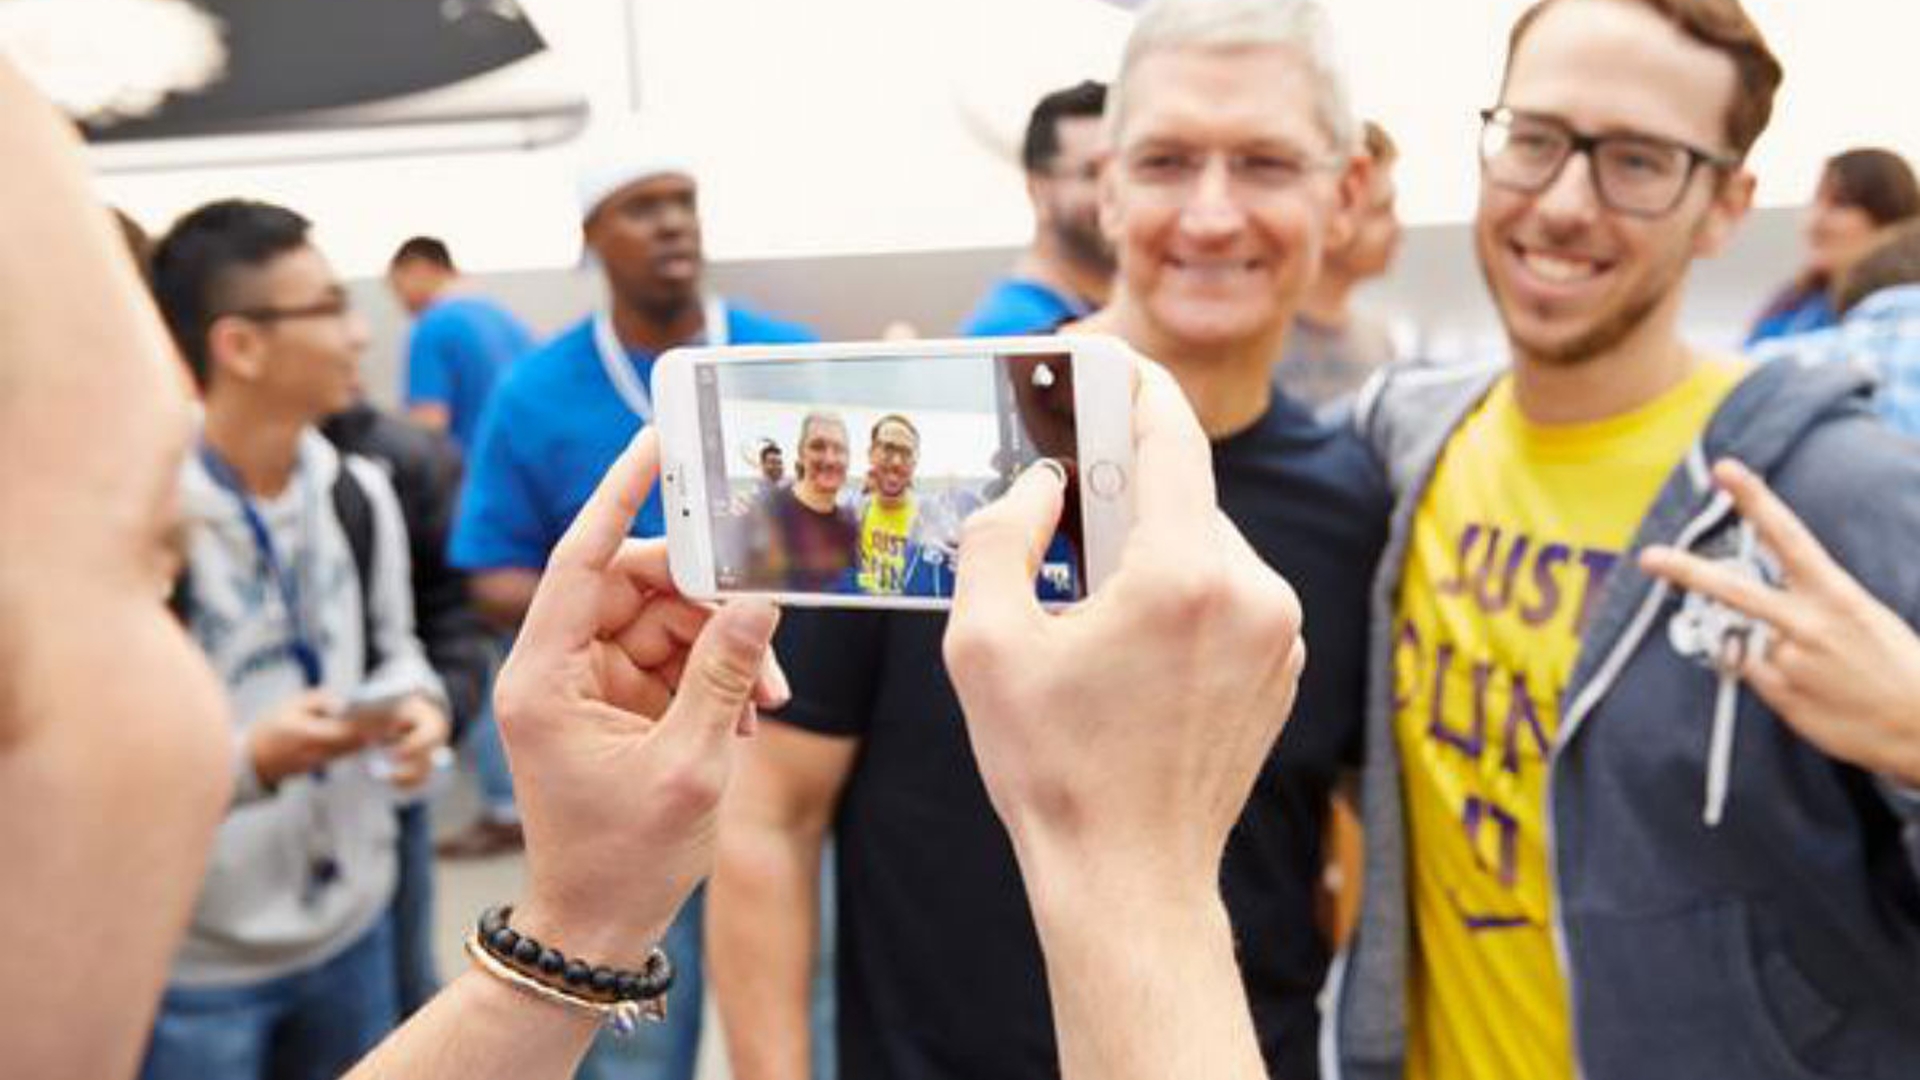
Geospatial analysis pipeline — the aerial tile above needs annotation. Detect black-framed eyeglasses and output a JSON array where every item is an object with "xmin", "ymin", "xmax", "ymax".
[
  {"xmin": 1478, "ymin": 107, "xmax": 1738, "ymax": 218},
  {"xmin": 222, "ymin": 294, "xmax": 352, "ymax": 324}
]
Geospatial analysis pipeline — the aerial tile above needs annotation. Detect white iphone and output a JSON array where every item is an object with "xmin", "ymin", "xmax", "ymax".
[{"xmin": 652, "ymin": 335, "xmax": 1135, "ymax": 610}]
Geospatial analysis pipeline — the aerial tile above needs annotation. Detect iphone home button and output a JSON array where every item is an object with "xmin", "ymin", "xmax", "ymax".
[{"xmin": 1088, "ymin": 460, "xmax": 1126, "ymax": 500}]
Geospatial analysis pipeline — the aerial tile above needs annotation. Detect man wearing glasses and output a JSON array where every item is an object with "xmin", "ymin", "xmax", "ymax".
[
  {"xmin": 1327, "ymin": 1, "xmax": 1920, "ymax": 1078},
  {"xmin": 145, "ymin": 199, "xmax": 451, "ymax": 1080}
]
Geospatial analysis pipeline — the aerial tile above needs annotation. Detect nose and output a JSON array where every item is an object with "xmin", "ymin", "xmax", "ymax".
[
  {"xmin": 656, "ymin": 200, "xmax": 697, "ymax": 238},
  {"xmin": 1180, "ymin": 154, "xmax": 1246, "ymax": 240},
  {"xmin": 1531, "ymin": 149, "xmax": 1602, "ymax": 229}
]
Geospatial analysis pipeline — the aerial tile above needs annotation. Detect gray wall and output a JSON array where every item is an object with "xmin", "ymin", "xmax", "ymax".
[{"xmin": 349, "ymin": 205, "xmax": 1802, "ymax": 409}]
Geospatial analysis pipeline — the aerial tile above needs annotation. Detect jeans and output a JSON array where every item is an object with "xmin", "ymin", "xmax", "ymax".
[
  {"xmin": 140, "ymin": 916, "xmax": 398, "ymax": 1080},
  {"xmin": 466, "ymin": 643, "xmax": 517, "ymax": 821},
  {"xmin": 576, "ymin": 887, "xmax": 707, "ymax": 1080},
  {"xmin": 574, "ymin": 851, "xmax": 839, "ymax": 1080},
  {"xmin": 390, "ymin": 801, "xmax": 439, "ymax": 1017}
]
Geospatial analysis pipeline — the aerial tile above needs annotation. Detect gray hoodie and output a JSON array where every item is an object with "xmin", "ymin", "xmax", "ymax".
[
  {"xmin": 1327, "ymin": 356, "xmax": 1920, "ymax": 1080},
  {"xmin": 176, "ymin": 428, "xmax": 444, "ymax": 988}
]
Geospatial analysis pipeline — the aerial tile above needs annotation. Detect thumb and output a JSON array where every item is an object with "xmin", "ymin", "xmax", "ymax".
[
  {"xmin": 660, "ymin": 599, "xmax": 781, "ymax": 750},
  {"xmin": 301, "ymin": 689, "xmax": 342, "ymax": 717},
  {"xmin": 952, "ymin": 459, "xmax": 1066, "ymax": 632}
]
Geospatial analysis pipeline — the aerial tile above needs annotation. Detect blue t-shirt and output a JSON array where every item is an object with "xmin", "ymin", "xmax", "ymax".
[
  {"xmin": 1745, "ymin": 284, "xmax": 1837, "ymax": 349},
  {"xmin": 450, "ymin": 303, "xmax": 815, "ymax": 571},
  {"xmin": 957, "ymin": 277, "xmax": 1089, "ymax": 337},
  {"xmin": 403, "ymin": 295, "xmax": 535, "ymax": 453}
]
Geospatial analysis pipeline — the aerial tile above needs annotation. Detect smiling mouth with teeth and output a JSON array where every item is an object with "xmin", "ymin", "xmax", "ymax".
[
  {"xmin": 1169, "ymin": 257, "xmax": 1264, "ymax": 273},
  {"xmin": 1515, "ymin": 245, "xmax": 1608, "ymax": 284}
]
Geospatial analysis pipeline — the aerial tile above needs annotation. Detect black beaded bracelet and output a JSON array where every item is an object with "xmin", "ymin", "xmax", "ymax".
[{"xmin": 476, "ymin": 905, "xmax": 675, "ymax": 1007}]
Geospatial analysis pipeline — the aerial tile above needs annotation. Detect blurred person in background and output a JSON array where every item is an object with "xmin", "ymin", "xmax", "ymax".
[
  {"xmin": 320, "ymin": 394, "xmax": 493, "ymax": 1018},
  {"xmin": 446, "ymin": 138, "xmax": 819, "ymax": 1080},
  {"xmin": 1746, "ymin": 147, "xmax": 1919, "ymax": 346},
  {"xmin": 386, "ymin": 236, "xmax": 534, "ymax": 456},
  {"xmin": 1280, "ymin": 119, "xmax": 1404, "ymax": 412},
  {"xmin": 146, "ymin": 198, "xmax": 449, "ymax": 1080},
  {"xmin": 1752, "ymin": 217, "xmax": 1920, "ymax": 438},
  {"xmin": 960, "ymin": 80, "xmax": 1116, "ymax": 336}
]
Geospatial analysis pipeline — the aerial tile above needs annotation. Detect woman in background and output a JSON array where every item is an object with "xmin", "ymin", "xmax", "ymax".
[{"xmin": 1747, "ymin": 147, "xmax": 1919, "ymax": 346}]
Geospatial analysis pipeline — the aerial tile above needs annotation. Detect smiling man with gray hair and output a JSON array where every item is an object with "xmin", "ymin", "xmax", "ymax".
[{"xmin": 709, "ymin": 1, "xmax": 1387, "ymax": 1077}]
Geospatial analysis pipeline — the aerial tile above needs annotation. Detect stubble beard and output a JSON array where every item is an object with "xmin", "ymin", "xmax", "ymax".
[
  {"xmin": 1480, "ymin": 241, "xmax": 1689, "ymax": 369},
  {"xmin": 1055, "ymin": 215, "xmax": 1116, "ymax": 279}
]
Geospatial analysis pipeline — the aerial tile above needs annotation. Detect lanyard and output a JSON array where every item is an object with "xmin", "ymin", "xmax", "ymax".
[
  {"xmin": 592, "ymin": 294, "xmax": 730, "ymax": 423},
  {"xmin": 198, "ymin": 445, "xmax": 324, "ymax": 688}
]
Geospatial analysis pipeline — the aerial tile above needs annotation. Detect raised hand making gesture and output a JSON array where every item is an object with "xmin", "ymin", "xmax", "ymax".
[{"xmin": 1641, "ymin": 457, "xmax": 1920, "ymax": 788}]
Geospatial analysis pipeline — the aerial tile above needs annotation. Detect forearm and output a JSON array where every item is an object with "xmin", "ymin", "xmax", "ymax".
[
  {"xmin": 407, "ymin": 402, "xmax": 452, "ymax": 433},
  {"xmin": 472, "ymin": 569, "xmax": 539, "ymax": 632},
  {"xmin": 1026, "ymin": 871, "xmax": 1266, "ymax": 1080},
  {"xmin": 709, "ymin": 824, "xmax": 825, "ymax": 1080},
  {"xmin": 347, "ymin": 969, "xmax": 597, "ymax": 1080}
]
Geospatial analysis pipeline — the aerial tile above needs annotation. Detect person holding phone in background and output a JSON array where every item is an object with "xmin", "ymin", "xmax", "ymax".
[{"xmin": 143, "ymin": 198, "xmax": 450, "ymax": 1080}]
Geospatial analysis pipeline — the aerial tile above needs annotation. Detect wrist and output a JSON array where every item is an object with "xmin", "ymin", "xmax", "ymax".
[
  {"xmin": 1027, "ymin": 874, "xmax": 1239, "ymax": 1000},
  {"xmin": 1014, "ymin": 835, "xmax": 1228, "ymax": 943},
  {"xmin": 512, "ymin": 897, "xmax": 674, "ymax": 972},
  {"xmin": 243, "ymin": 730, "xmax": 289, "ymax": 789}
]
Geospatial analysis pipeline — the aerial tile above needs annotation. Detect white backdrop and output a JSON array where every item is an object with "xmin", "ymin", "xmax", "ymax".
[{"xmin": 82, "ymin": 0, "xmax": 1920, "ymax": 278}]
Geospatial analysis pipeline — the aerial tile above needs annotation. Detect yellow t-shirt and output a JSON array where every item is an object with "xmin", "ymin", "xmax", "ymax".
[
  {"xmin": 1397, "ymin": 360, "xmax": 1744, "ymax": 1080},
  {"xmin": 858, "ymin": 494, "xmax": 917, "ymax": 594}
]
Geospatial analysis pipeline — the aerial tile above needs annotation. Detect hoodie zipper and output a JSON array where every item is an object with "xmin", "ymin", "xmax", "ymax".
[{"xmin": 1544, "ymin": 471, "xmax": 1735, "ymax": 1078}]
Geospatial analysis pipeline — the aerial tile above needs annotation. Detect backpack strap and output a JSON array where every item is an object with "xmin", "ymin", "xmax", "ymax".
[
  {"xmin": 330, "ymin": 459, "xmax": 385, "ymax": 674},
  {"xmin": 169, "ymin": 459, "xmax": 387, "ymax": 677}
]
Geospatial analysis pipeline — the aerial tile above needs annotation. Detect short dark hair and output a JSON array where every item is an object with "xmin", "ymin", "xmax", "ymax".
[
  {"xmin": 759, "ymin": 440, "xmax": 783, "ymax": 461},
  {"xmin": 1021, "ymin": 80, "xmax": 1108, "ymax": 174},
  {"xmin": 1823, "ymin": 148, "xmax": 1920, "ymax": 228},
  {"xmin": 1504, "ymin": 0, "xmax": 1782, "ymax": 159},
  {"xmin": 111, "ymin": 207, "xmax": 154, "ymax": 285},
  {"xmin": 150, "ymin": 199, "xmax": 312, "ymax": 388},
  {"xmin": 390, "ymin": 235, "xmax": 454, "ymax": 271},
  {"xmin": 1834, "ymin": 219, "xmax": 1920, "ymax": 315},
  {"xmin": 1362, "ymin": 120, "xmax": 1397, "ymax": 167}
]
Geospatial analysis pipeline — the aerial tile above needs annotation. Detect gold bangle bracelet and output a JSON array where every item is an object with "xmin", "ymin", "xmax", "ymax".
[{"xmin": 464, "ymin": 933, "xmax": 665, "ymax": 1036}]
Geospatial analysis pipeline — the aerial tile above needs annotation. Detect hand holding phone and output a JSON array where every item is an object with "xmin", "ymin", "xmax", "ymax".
[
  {"xmin": 343, "ymin": 691, "xmax": 451, "ymax": 789},
  {"xmin": 246, "ymin": 689, "xmax": 361, "ymax": 786},
  {"xmin": 652, "ymin": 334, "xmax": 1134, "ymax": 609}
]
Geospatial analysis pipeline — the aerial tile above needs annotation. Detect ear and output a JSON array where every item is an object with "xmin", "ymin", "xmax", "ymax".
[
  {"xmin": 1323, "ymin": 151, "xmax": 1372, "ymax": 257},
  {"xmin": 205, "ymin": 315, "xmax": 266, "ymax": 385},
  {"xmin": 1694, "ymin": 167, "xmax": 1756, "ymax": 258}
]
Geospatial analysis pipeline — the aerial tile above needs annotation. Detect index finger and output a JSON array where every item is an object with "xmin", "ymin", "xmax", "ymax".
[
  {"xmin": 951, "ymin": 460, "xmax": 1066, "ymax": 642},
  {"xmin": 1130, "ymin": 358, "xmax": 1216, "ymax": 536},
  {"xmin": 1712, "ymin": 459, "xmax": 1849, "ymax": 594},
  {"xmin": 520, "ymin": 430, "xmax": 660, "ymax": 650},
  {"xmin": 550, "ymin": 429, "xmax": 662, "ymax": 575}
]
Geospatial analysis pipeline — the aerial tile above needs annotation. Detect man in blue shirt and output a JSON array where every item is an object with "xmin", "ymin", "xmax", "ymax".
[
  {"xmin": 1752, "ymin": 218, "xmax": 1920, "ymax": 438},
  {"xmin": 447, "ymin": 143, "xmax": 813, "ymax": 1080},
  {"xmin": 386, "ymin": 236, "xmax": 534, "ymax": 454},
  {"xmin": 959, "ymin": 81, "xmax": 1115, "ymax": 336}
]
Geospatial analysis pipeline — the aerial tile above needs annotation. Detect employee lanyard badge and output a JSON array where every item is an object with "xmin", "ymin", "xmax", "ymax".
[
  {"xmin": 592, "ymin": 294, "xmax": 730, "ymax": 422},
  {"xmin": 198, "ymin": 444, "xmax": 341, "ymax": 900}
]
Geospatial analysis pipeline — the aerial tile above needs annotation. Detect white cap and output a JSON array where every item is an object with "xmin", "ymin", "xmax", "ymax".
[{"xmin": 574, "ymin": 124, "xmax": 697, "ymax": 222}]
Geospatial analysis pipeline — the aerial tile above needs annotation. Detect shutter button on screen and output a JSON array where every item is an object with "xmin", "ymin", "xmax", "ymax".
[{"xmin": 1087, "ymin": 460, "xmax": 1126, "ymax": 500}]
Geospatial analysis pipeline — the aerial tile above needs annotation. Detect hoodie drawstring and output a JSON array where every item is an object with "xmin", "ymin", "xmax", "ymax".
[{"xmin": 1703, "ymin": 519, "xmax": 1766, "ymax": 828}]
